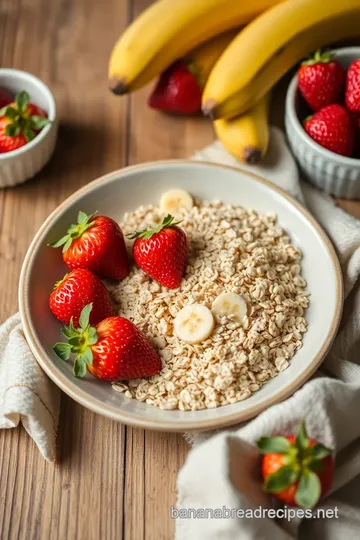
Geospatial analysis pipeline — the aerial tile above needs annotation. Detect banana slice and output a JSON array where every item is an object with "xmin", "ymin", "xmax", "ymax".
[
  {"xmin": 160, "ymin": 189, "xmax": 193, "ymax": 215},
  {"xmin": 211, "ymin": 292, "xmax": 247, "ymax": 322},
  {"xmin": 174, "ymin": 304, "xmax": 214, "ymax": 344}
]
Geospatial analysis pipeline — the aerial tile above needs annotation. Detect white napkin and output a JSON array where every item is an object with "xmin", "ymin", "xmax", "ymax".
[
  {"xmin": 0, "ymin": 313, "xmax": 60, "ymax": 461},
  {"xmin": 176, "ymin": 128, "xmax": 360, "ymax": 539}
]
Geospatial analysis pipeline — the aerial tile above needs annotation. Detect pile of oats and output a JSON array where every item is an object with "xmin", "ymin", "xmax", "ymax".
[{"xmin": 108, "ymin": 200, "xmax": 309, "ymax": 411}]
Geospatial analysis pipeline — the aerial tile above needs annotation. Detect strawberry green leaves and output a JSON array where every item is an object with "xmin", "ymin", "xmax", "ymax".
[
  {"xmin": 0, "ymin": 91, "xmax": 50, "ymax": 142},
  {"xmin": 257, "ymin": 421, "xmax": 334, "ymax": 509},
  {"xmin": 16, "ymin": 90, "xmax": 30, "ymax": 112},
  {"xmin": 295, "ymin": 470, "xmax": 321, "ymax": 508},
  {"xmin": 127, "ymin": 214, "xmax": 181, "ymax": 240},
  {"xmin": 257, "ymin": 436, "xmax": 292, "ymax": 454},
  {"xmin": 264, "ymin": 465, "xmax": 299, "ymax": 493},
  {"xmin": 53, "ymin": 342, "xmax": 71, "ymax": 361},
  {"xmin": 53, "ymin": 304, "xmax": 98, "ymax": 377},
  {"xmin": 48, "ymin": 210, "xmax": 97, "ymax": 252}
]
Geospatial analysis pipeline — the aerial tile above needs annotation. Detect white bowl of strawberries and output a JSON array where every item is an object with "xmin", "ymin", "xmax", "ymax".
[
  {"xmin": 0, "ymin": 69, "xmax": 57, "ymax": 188},
  {"xmin": 285, "ymin": 47, "xmax": 360, "ymax": 199}
]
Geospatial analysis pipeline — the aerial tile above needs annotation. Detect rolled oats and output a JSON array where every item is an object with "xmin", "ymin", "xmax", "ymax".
[{"xmin": 109, "ymin": 200, "xmax": 309, "ymax": 410}]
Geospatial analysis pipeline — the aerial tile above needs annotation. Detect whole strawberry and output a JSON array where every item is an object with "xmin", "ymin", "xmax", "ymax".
[
  {"xmin": 304, "ymin": 104, "xmax": 355, "ymax": 157},
  {"xmin": 49, "ymin": 210, "xmax": 129, "ymax": 280},
  {"xmin": 298, "ymin": 50, "xmax": 345, "ymax": 112},
  {"xmin": 49, "ymin": 268, "xmax": 113, "ymax": 327},
  {"xmin": 54, "ymin": 304, "xmax": 161, "ymax": 380},
  {"xmin": 0, "ymin": 90, "xmax": 49, "ymax": 153},
  {"xmin": 257, "ymin": 422, "xmax": 334, "ymax": 508},
  {"xmin": 148, "ymin": 60, "xmax": 202, "ymax": 115},
  {"xmin": 128, "ymin": 214, "xmax": 188, "ymax": 289},
  {"xmin": 345, "ymin": 59, "xmax": 360, "ymax": 113},
  {"xmin": 0, "ymin": 88, "xmax": 13, "ymax": 109}
]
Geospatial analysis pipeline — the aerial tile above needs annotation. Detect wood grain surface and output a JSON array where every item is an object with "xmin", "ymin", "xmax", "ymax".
[{"xmin": 1, "ymin": 1, "xmax": 360, "ymax": 540}]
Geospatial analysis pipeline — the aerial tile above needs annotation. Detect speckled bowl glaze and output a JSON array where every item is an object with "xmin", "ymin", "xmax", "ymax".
[
  {"xmin": 285, "ymin": 47, "xmax": 360, "ymax": 199},
  {"xmin": 19, "ymin": 161, "xmax": 343, "ymax": 430},
  {"xmin": 0, "ymin": 69, "xmax": 57, "ymax": 188}
]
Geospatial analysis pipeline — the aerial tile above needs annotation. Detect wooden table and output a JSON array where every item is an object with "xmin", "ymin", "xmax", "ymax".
[{"xmin": 1, "ymin": 2, "xmax": 359, "ymax": 539}]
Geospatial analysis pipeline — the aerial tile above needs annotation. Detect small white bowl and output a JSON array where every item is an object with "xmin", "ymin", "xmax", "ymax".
[
  {"xmin": 0, "ymin": 69, "xmax": 57, "ymax": 188},
  {"xmin": 285, "ymin": 47, "xmax": 360, "ymax": 199}
]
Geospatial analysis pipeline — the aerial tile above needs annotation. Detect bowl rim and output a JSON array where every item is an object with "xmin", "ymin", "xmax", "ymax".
[
  {"xmin": 286, "ymin": 46, "xmax": 360, "ymax": 166},
  {"xmin": 0, "ymin": 68, "xmax": 56, "ymax": 161},
  {"xmin": 18, "ymin": 160, "xmax": 344, "ymax": 431}
]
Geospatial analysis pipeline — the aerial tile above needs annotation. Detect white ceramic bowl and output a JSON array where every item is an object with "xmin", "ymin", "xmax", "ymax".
[
  {"xmin": 0, "ymin": 69, "xmax": 57, "ymax": 188},
  {"xmin": 19, "ymin": 161, "xmax": 343, "ymax": 431},
  {"xmin": 285, "ymin": 47, "xmax": 360, "ymax": 199}
]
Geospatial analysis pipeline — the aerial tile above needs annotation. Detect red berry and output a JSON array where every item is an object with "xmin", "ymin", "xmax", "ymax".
[
  {"xmin": 304, "ymin": 104, "xmax": 355, "ymax": 157},
  {"xmin": 54, "ymin": 305, "xmax": 161, "ymax": 381},
  {"xmin": 345, "ymin": 59, "xmax": 360, "ymax": 113},
  {"xmin": 27, "ymin": 102, "xmax": 47, "ymax": 118},
  {"xmin": 129, "ymin": 214, "xmax": 188, "ymax": 289},
  {"xmin": 0, "ymin": 88, "xmax": 13, "ymax": 109},
  {"xmin": 49, "ymin": 268, "xmax": 113, "ymax": 327},
  {"xmin": 258, "ymin": 422, "xmax": 334, "ymax": 508},
  {"xmin": 148, "ymin": 60, "xmax": 202, "ymax": 115},
  {"xmin": 49, "ymin": 211, "xmax": 130, "ymax": 281},
  {"xmin": 0, "ymin": 117, "xmax": 27, "ymax": 153},
  {"xmin": 298, "ymin": 50, "xmax": 345, "ymax": 112},
  {"xmin": 0, "ymin": 90, "xmax": 50, "ymax": 153}
]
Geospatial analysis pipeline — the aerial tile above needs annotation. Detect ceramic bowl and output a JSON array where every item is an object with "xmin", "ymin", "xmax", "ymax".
[
  {"xmin": 19, "ymin": 161, "xmax": 343, "ymax": 431},
  {"xmin": 0, "ymin": 69, "xmax": 57, "ymax": 188},
  {"xmin": 285, "ymin": 47, "xmax": 360, "ymax": 199}
]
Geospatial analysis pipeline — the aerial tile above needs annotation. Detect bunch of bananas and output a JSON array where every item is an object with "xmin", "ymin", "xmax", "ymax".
[{"xmin": 109, "ymin": 0, "xmax": 360, "ymax": 164}]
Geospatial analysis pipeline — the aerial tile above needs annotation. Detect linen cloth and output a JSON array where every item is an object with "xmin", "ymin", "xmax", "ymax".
[
  {"xmin": 0, "ymin": 313, "xmax": 60, "ymax": 461},
  {"xmin": 175, "ymin": 127, "xmax": 360, "ymax": 539}
]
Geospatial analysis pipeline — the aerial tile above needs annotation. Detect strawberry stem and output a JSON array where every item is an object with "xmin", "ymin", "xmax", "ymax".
[
  {"xmin": 127, "ymin": 214, "xmax": 181, "ymax": 240},
  {"xmin": 301, "ymin": 49, "xmax": 333, "ymax": 66},
  {"xmin": 53, "ymin": 304, "xmax": 98, "ymax": 377},
  {"xmin": 48, "ymin": 210, "xmax": 98, "ymax": 252}
]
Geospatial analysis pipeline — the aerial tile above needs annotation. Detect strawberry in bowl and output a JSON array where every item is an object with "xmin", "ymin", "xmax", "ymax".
[
  {"xmin": 285, "ymin": 47, "xmax": 360, "ymax": 198},
  {"xmin": 54, "ymin": 304, "xmax": 161, "ymax": 381},
  {"xmin": 49, "ymin": 268, "xmax": 114, "ymax": 327},
  {"xmin": 128, "ymin": 214, "xmax": 188, "ymax": 289},
  {"xmin": 49, "ymin": 210, "xmax": 130, "ymax": 280},
  {"xmin": 0, "ymin": 68, "xmax": 57, "ymax": 189},
  {"xmin": 0, "ymin": 90, "xmax": 49, "ymax": 153}
]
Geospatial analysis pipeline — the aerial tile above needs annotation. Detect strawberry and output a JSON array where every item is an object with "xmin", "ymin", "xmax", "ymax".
[
  {"xmin": 49, "ymin": 268, "xmax": 113, "ymax": 327},
  {"xmin": 148, "ymin": 60, "xmax": 202, "ymax": 115},
  {"xmin": 128, "ymin": 214, "xmax": 188, "ymax": 289},
  {"xmin": 345, "ymin": 59, "xmax": 360, "ymax": 113},
  {"xmin": 0, "ymin": 90, "xmax": 49, "ymax": 153},
  {"xmin": 257, "ymin": 422, "xmax": 334, "ymax": 508},
  {"xmin": 49, "ymin": 210, "xmax": 129, "ymax": 280},
  {"xmin": 0, "ymin": 88, "xmax": 13, "ymax": 109},
  {"xmin": 303, "ymin": 104, "xmax": 355, "ymax": 157},
  {"xmin": 54, "ymin": 304, "xmax": 161, "ymax": 380},
  {"xmin": 298, "ymin": 50, "xmax": 345, "ymax": 112}
]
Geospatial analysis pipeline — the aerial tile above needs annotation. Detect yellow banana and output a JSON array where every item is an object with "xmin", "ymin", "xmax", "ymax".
[
  {"xmin": 203, "ymin": 0, "xmax": 360, "ymax": 119},
  {"xmin": 214, "ymin": 95, "xmax": 269, "ymax": 164},
  {"xmin": 183, "ymin": 29, "xmax": 239, "ymax": 87},
  {"xmin": 109, "ymin": 0, "xmax": 283, "ymax": 94}
]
